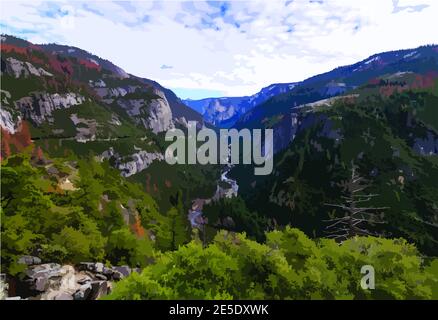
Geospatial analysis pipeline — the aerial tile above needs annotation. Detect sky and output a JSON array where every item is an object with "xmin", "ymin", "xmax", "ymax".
[{"xmin": 1, "ymin": 0, "xmax": 437, "ymax": 99}]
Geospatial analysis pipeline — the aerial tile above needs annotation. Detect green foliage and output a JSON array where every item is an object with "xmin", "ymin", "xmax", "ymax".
[
  {"xmin": 107, "ymin": 227, "xmax": 438, "ymax": 300},
  {"xmin": 106, "ymin": 228, "xmax": 154, "ymax": 267},
  {"xmin": 0, "ymin": 152, "xmax": 163, "ymax": 274},
  {"xmin": 203, "ymin": 196, "xmax": 268, "ymax": 242},
  {"xmin": 233, "ymin": 90, "xmax": 438, "ymax": 255}
]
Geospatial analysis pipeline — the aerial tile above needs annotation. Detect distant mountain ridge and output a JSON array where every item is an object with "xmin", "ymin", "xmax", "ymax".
[
  {"xmin": 183, "ymin": 82, "xmax": 297, "ymax": 127},
  {"xmin": 235, "ymin": 44, "xmax": 438, "ymax": 131}
]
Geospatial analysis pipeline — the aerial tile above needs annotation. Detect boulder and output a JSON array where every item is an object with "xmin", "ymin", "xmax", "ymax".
[
  {"xmin": 73, "ymin": 283, "xmax": 92, "ymax": 300},
  {"xmin": 112, "ymin": 266, "xmax": 131, "ymax": 278},
  {"xmin": 53, "ymin": 292, "xmax": 73, "ymax": 300},
  {"xmin": 78, "ymin": 262, "xmax": 95, "ymax": 272},
  {"xmin": 95, "ymin": 262, "xmax": 104, "ymax": 273},
  {"xmin": 102, "ymin": 267, "xmax": 114, "ymax": 277},
  {"xmin": 89, "ymin": 281, "xmax": 108, "ymax": 300},
  {"xmin": 95, "ymin": 274, "xmax": 107, "ymax": 281},
  {"xmin": 18, "ymin": 255, "xmax": 42, "ymax": 266},
  {"xmin": 77, "ymin": 275, "xmax": 92, "ymax": 285}
]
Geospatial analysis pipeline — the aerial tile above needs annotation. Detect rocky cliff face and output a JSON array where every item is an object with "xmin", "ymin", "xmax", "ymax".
[
  {"xmin": 141, "ymin": 89, "xmax": 174, "ymax": 133},
  {"xmin": 4, "ymin": 57, "xmax": 53, "ymax": 78},
  {"xmin": 15, "ymin": 92, "xmax": 86, "ymax": 126},
  {"xmin": 100, "ymin": 147, "xmax": 164, "ymax": 177}
]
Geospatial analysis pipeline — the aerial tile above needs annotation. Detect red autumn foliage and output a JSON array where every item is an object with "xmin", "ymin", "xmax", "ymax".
[
  {"xmin": 131, "ymin": 214, "xmax": 145, "ymax": 238},
  {"xmin": 29, "ymin": 55, "xmax": 45, "ymax": 66},
  {"xmin": 1, "ymin": 44, "xmax": 27, "ymax": 55},
  {"xmin": 78, "ymin": 58, "xmax": 101, "ymax": 71},
  {"xmin": 48, "ymin": 55, "xmax": 74, "ymax": 75},
  {"xmin": 379, "ymin": 84, "xmax": 407, "ymax": 97},
  {"xmin": 1, "ymin": 121, "xmax": 32, "ymax": 159},
  {"xmin": 411, "ymin": 72, "xmax": 438, "ymax": 90}
]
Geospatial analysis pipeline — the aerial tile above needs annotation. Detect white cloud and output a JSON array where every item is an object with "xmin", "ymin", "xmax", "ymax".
[{"xmin": 1, "ymin": 0, "xmax": 437, "ymax": 98}]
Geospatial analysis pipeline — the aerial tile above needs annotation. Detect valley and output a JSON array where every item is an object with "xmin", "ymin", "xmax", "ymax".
[{"xmin": 1, "ymin": 33, "xmax": 438, "ymax": 300}]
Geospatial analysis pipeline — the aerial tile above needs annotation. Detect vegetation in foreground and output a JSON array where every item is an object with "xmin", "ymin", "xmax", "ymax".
[{"xmin": 106, "ymin": 228, "xmax": 438, "ymax": 300}]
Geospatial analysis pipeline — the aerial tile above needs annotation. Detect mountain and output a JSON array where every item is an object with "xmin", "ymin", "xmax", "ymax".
[
  {"xmin": 183, "ymin": 82, "xmax": 297, "ymax": 127},
  {"xmin": 228, "ymin": 46, "xmax": 438, "ymax": 255},
  {"xmin": 0, "ymin": 34, "xmax": 219, "ymax": 212}
]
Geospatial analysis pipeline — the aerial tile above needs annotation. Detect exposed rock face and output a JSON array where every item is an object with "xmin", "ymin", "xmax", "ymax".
[
  {"xmin": 92, "ymin": 79, "xmax": 174, "ymax": 133},
  {"xmin": 0, "ymin": 107, "xmax": 20, "ymax": 134},
  {"xmin": 143, "ymin": 89, "xmax": 174, "ymax": 133},
  {"xmin": 117, "ymin": 151, "xmax": 164, "ymax": 177},
  {"xmin": 100, "ymin": 147, "xmax": 164, "ymax": 177},
  {"xmin": 14, "ymin": 92, "xmax": 86, "ymax": 125},
  {"xmin": 4, "ymin": 57, "xmax": 53, "ymax": 78}
]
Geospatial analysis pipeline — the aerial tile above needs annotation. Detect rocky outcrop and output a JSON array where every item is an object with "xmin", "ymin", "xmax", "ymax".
[
  {"xmin": 143, "ymin": 89, "xmax": 174, "ymax": 133},
  {"xmin": 3, "ymin": 57, "xmax": 53, "ymax": 78},
  {"xmin": 5, "ymin": 260, "xmax": 138, "ymax": 300},
  {"xmin": 0, "ymin": 107, "xmax": 20, "ymax": 134},
  {"xmin": 14, "ymin": 92, "xmax": 86, "ymax": 125},
  {"xmin": 100, "ymin": 147, "xmax": 164, "ymax": 177}
]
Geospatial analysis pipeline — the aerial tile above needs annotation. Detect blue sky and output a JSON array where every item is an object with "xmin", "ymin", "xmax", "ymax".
[{"xmin": 1, "ymin": 0, "xmax": 437, "ymax": 99}]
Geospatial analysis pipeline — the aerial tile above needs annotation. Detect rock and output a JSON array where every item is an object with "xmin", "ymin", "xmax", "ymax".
[
  {"xmin": 95, "ymin": 262, "xmax": 104, "ymax": 273},
  {"xmin": 112, "ymin": 266, "xmax": 131, "ymax": 278},
  {"xmin": 116, "ymin": 151, "xmax": 164, "ymax": 177},
  {"xmin": 0, "ymin": 107, "xmax": 20, "ymax": 134},
  {"xmin": 14, "ymin": 92, "xmax": 85, "ymax": 125},
  {"xmin": 143, "ymin": 89, "xmax": 174, "ymax": 133},
  {"xmin": 76, "ymin": 275, "xmax": 92, "ymax": 285},
  {"xmin": 79, "ymin": 262, "xmax": 95, "ymax": 272},
  {"xmin": 73, "ymin": 283, "xmax": 92, "ymax": 300},
  {"xmin": 89, "ymin": 281, "xmax": 108, "ymax": 300},
  {"xmin": 34, "ymin": 276, "xmax": 49, "ymax": 292},
  {"xmin": 5, "ymin": 57, "xmax": 52, "ymax": 79},
  {"xmin": 26, "ymin": 263, "xmax": 62, "ymax": 280},
  {"xmin": 53, "ymin": 292, "xmax": 74, "ymax": 300},
  {"xmin": 18, "ymin": 255, "xmax": 42, "ymax": 266},
  {"xmin": 102, "ymin": 267, "xmax": 114, "ymax": 277},
  {"xmin": 112, "ymin": 270, "xmax": 124, "ymax": 281},
  {"xmin": 95, "ymin": 274, "xmax": 107, "ymax": 281}
]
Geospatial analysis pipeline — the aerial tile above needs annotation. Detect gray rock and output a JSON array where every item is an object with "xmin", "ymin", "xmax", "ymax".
[
  {"xmin": 112, "ymin": 266, "xmax": 131, "ymax": 278},
  {"xmin": 112, "ymin": 270, "xmax": 124, "ymax": 281},
  {"xmin": 18, "ymin": 255, "xmax": 42, "ymax": 266},
  {"xmin": 102, "ymin": 267, "xmax": 114, "ymax": 277},
  {"xmin": 73, "ymin": 283, "xmax": 92, "ymax": 300},
  {"xmin": 26, "ymin": 263, "xmax": 61, "ymax": 279},
  {"xmin": 95, "ymin": 274, "xmax": 107, "ymax": 281},
  {"xmin": 77, "ymin": 275, "xmax": 92, "ymax": 285},
  {"xmin": 34, "ymin": 276, "xmax": 49, "ymax": 292},
  {"xmin": 53, "ymin": 292, "xmax": 74, "ymax": 300},
  {"xmin": 79, "ymin": 262, "xmax": 95, "ymax": 272},
  {"xmin": 95, "ymin": 262, "xmax": 104, "ymax": 273},
  {"xmin": 89, "ymin": 281, "xmax": 108, "ymax": 300}
]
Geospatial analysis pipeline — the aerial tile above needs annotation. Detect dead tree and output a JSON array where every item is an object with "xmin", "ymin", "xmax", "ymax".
[{"xmin": 324, "ymin": 164, "xmax": 388, "ymax": 241}]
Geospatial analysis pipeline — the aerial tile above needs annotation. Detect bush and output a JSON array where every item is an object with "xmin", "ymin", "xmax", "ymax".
[{"xmin": 107, "ymin": 228, "xmax": 438, "ymax": 300}]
